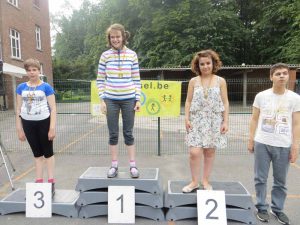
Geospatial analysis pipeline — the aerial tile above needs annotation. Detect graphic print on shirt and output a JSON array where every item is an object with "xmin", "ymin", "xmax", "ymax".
[
  {"xmin": 23, "ymin": 90, "xmax": 45, "ymax": 115},
  {"xmin": 260, "ymin": 97, "xmax": 289, "ymax": 135}
]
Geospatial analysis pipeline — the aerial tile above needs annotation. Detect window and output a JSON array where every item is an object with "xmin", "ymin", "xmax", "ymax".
[
  {"xmin": 33, "ymin": 0, "xmax": 40, "ymax": 8},
  {"xmin": 7, "ymin": 0, "xmax": 18, "ymax": 7},
  {"xmin": 35, "ymin": 25, "xmax": 42, "ymax": 50},
  {"xmin": 9, "ymin": 29, "xmax": 21, "ymax": 59},
  {"xmin": 40, "ymin": 63, "xmax": 44, "ymax": 74}
]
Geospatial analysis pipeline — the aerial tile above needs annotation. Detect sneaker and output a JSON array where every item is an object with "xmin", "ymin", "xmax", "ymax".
[
  {"xmin": 257, "ymin": 209, "xmax": 269, "ymax": 222},
  {"xmin": 107, "ymin": 167, "xmax": 118, "ymax": 178},
  {"xmin": 270, "ymin": 210, "xmax": 290, "ymax": 225},
  {"xmin": 130, "ymin": 167, "xmax": 139, "ymax": 178}
]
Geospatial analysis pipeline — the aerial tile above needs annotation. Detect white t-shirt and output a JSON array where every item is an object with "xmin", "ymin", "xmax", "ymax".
[
  {"xmin": 16, "ymin": 82, "xmax": 55, "ymax": 121},
  {"xmin": 253, "ymin": 88, "xmax": 300, "ymax": 147}
]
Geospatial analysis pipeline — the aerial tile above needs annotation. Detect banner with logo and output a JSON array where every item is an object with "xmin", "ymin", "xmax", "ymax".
[{"xmin": 91, "ymin": 80, "xmax": 182, "ymax": 117}]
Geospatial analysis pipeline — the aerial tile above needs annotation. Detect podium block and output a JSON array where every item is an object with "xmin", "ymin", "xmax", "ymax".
[
  {"xmin": 75, "ymin": 167, "xmax": 165, "ymax": 221},
  {"xmin": 77, "ymin": 190, "xmax": 163, "ymax": 208},
  {"xmin": 166, "ymin": 206, "xmax": 256, "ymax": 224},
  {"xmin": 164, "ymin": 181, "xmax": 256, "ymax": 225},
  {"xmin": 165, "ymin": 181, "xmax": 254, "ymax": 209},
  {"xmin": 76, "ymin": 167, "xmax": 163, "ymax": 194},
  {"xmin": 0, "ymin": 189, "xmax": 79, "ymax": 218},
  {"xmin": 79, "ymin": 204, "xmax": 165, "ymax": 221}
]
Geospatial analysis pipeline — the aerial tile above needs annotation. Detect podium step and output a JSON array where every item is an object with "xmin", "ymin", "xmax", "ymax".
[
  {"xmin": 77, "ymin": 190, "xmax": 163, "ymax": 208},
  {"xmin": 0, "ymin": 189, "xmax": 80, "ymax": 218},
  {"xmin": 165, "ymin": 181, "xmax": 254, "ymax": 210},
  {"xmin": 166, "ymin": 206, "xmax": 256, "ymax": 225},
  {"xmin": 79, "ymin": 204, "xmax": 165, "ymax": 221},
  {"xmin": 76, "ymin": 167, "xmax": 163, "ymax": 194}
]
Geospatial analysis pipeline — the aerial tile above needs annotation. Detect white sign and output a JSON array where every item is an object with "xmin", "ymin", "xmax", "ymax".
[
  {"xmin": 26, "ymin": 183, "xmax": 52, "ymax": 218},
  {"xmin": 108, "ymin": 186, "xmax": 135, "ymax": 224},
  {"xmin": 197, "ymin": 190, "xmax": 227, "ymax": 225}
]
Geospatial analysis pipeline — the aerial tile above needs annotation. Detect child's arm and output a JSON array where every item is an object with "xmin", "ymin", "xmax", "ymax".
[
  {"xmin": 291, "ymin": 111, "xmax": 300, "ymax": 163},
  {"xmin": 16, "ymin": 94, "xmax": 26, "ymax": 141},
  {"xmin": 248, "ymin": 107, "xmax": 260, "ymax": 153},
  {"xmin": 47, "ymin": 94, "xmax": 56, "ymax": 141},
  {"xmin": 220, "ymin": 77, "xmax": 229, "ymax": 133},
  {"xmin": 185, "ymin": 78, "xmax": 195, "ymax": 131}
]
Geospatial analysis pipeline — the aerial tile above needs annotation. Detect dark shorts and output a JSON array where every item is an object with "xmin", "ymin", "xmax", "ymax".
[{"xmin": 21, "ymin": 117, "xmax": 54, "ymax": 158}]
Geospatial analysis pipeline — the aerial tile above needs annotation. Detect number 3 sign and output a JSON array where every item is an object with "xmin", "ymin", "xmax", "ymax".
[
  {"xmin": 108, "ymin": 186, "xmax": 135, "ymax": 224},
  {"xmin": 26, "ymin": 183, "xmax": 52, "ymax": 218},
  {"xmin": 197, "ymin": 190, "xmax": 227, "ymax": 225}
]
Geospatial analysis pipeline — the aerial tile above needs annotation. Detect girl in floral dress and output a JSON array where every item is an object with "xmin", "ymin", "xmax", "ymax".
[{"xmin": 182, "ymin": 49, "xmax": 229, "ymax": 193}]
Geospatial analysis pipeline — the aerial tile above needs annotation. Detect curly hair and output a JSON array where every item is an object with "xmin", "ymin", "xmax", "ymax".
[
  {"xmin": 106, "ymin": 23, "xmax": 130, "ymax": 48},
  {"xmin": 24, "ymin": 58, "xmax": 41, "ymax": 71},
  {"xmin": 191, "ymin": 49, "xmax": 222, "ymax": 76}
]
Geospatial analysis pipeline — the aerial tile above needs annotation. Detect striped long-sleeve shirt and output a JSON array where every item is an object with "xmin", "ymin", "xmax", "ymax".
[{"xmin": 96, "ymin": 47, "xmax": 141, "ymax": 101}]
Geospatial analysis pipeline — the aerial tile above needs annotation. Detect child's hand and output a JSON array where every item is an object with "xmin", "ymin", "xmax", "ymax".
[
  {"xmin": 247, "ymin": 139, "xmax": 254, "ymax": 153},
  {"xmin": 134, "ymin": 101, "xmax": 141, "ymax": 112},
  {"xmin": 220, "ymin": 122, "xmax": 228, "ymax": 134},
  {"xmin": 290, "ymin": 144, "xmax": 299, "ymax": 163},
  {"xmin": 48, "ymin": 128, "xmax": 56, "ymax": 141},
  {"xmin": 185, "ymin": 120, "xmax": 192, "ymax": 131},
  {"xmin": 17, "ymin": 130, "xmax": 26, "ymax": 141},
  {"xmin": 101, "ymin": 101, "xmax": 107, "ymax": 115}
]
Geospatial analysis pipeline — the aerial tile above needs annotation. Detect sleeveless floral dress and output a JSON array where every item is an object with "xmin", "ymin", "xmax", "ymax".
[{"xmin": 186, "ymin": 76, "xmax": 227, "ymax": 149}]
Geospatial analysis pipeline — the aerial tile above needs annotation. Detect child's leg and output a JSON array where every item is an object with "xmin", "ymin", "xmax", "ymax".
[
  {"xmin": 202, "ymin": 148, "xmax": 215, "ymax": 187},
  {"xmin": 45, "ymin": 155, "xmax": 55, "ymax": 180},
  {"xmin": 34, "ymin": 156, "xmax": 44, "ymax": 181},
  {"xmin": 127, "ymin": 144, "xmax": 135, "ymax": 161},
  {"xmin": 109, "ymin": 144, "xmax": 118, "ymax": 161},
  {"xmin": 189, "ymin": 147, "xmax": 203, "ymax": 186}
]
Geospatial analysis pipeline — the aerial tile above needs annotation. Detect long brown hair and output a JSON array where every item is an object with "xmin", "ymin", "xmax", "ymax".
[{"xmin": 106, "ymin": 23, "xmax": 130, "ymax": 48}]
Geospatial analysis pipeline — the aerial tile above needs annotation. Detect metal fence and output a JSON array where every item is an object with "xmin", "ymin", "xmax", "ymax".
[{"xmin": 0, "ymin": 78, "xmax": 297, "ymax": 156}]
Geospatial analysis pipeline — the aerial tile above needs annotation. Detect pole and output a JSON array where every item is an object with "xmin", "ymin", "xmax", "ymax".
[{"xmin": 157, "ymin": 74, "xmax": 161, "ymax": 156}]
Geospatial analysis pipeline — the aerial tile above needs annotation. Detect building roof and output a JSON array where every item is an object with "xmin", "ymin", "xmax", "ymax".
[
  {"xmin": 140, "ymin": 64, "xmax": 300, "ymax": 72},
  {"xmin": 2, "ymin": 63, "xmax": 27, "ymax": 78}
]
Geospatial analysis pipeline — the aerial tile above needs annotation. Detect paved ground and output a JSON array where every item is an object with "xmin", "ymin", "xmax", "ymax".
[
  {"xmin": 0, "ymin": 152, "xmax": 299, "ymax": 225},
  {"xmin": 0, "ymin": 105, "xmax": 299, "ymax": 225}
]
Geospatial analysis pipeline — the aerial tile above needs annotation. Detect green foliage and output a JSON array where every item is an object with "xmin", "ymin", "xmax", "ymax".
[{"xmin": 52, "ymin": 0, "xmax": 299, "ymax": 79}]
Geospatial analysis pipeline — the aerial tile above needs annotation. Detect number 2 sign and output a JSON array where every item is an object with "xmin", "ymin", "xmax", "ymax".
[
  {"xmin": 197, "ymin": 190, "xmax": 227, "ymax": 225},
  {"xmin": 108, "ymin": 186, "xmax": 135, "ymax": 224},
  {"xmin": 26, "ymin": 183, "xmax": 52, "ymax": 218}
]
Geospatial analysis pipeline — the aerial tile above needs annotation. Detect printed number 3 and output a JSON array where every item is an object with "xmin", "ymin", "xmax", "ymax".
[
  {"xmin": 34, "ymin": 191, "xmax": 45, "ymax": 209},
  {"xmin": 116, "ymin": 194, "xmax": 124, "ymax": 213},
  {"xmin": 206, "ymin": 199, "xmax": 219, "ymax": 220}
]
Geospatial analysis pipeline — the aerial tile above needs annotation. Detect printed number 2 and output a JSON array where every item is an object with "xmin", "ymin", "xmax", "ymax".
[
  {"xmin": 116, "ymin": 194, "xmax": 124, "ymax": 213},
  {"xmin": 206, "ymin": 199, "xmax": 219, "ymax": 220},
  {"xmin": 34, "ymin": 191, "xmax": 45, "ymax": 209}
]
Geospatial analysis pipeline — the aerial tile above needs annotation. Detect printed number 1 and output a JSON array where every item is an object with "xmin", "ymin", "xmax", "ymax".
[
  {"xmin": 206, "ymin": 199, "xmax": 219, "ymax": 220},
  {"xmin": 34, "ymin": 191, "xmax": 45, "ymax": 209},
  {"xmin": 116, "ymin": 194, "xmax": 124, "ymax": 213}
]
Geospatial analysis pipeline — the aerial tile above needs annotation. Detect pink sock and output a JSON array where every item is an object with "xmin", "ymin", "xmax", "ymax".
[
  {"xmin": 130, "ymin": 160, "xmax": 136, "ymax": 168},
  {"xmin": 35, "ymin": 178, "xmax": 44, "ymax": 183},
  {"xmin": 48, "ymin": 178, "xmax": 55, "ymax": 183},
  {"xmin": 111, "ymin": 160, "xmax": 118, "ymax": 168}
]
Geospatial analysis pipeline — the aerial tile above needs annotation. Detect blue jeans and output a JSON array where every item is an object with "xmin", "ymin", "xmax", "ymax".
[
  {"xmin": 254, "ymin": 141, "xmax": 290, "ymax": 212},
  {"xmin": 104, "ymin": 98, "xmax": 136, "ymax": 145}
]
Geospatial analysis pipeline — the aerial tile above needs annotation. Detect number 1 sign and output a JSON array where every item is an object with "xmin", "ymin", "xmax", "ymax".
[
  {"xmin": 108, "ymin": 186, "xmax": 135, "ymax": 224},
  {"xmin": 197, "ymin": 190, "xmax": 227, "ymax": 225}
]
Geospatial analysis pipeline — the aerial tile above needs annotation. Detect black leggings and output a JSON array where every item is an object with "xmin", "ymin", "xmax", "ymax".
[{"xmin": 21, "ymin": 117, "xmax": 54, "ymax": 158}]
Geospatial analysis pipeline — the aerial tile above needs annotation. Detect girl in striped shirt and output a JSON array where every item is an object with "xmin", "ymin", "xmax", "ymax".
[{"xmin": 97, "ymin": 23, "xmax": 141, "ymax": 178}]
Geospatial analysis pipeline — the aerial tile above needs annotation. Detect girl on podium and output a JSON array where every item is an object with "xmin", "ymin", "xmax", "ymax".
[
  {"xmin": 97, "ymin": 24, "xmax": 141, "ymax": 178},
  {"xmin": 182, "ymin": 49, "xmax": 229, "ymax": 193},
  {"xmin": 16, "ymin": 58, "xmax": 56, "ymax": 196}
]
